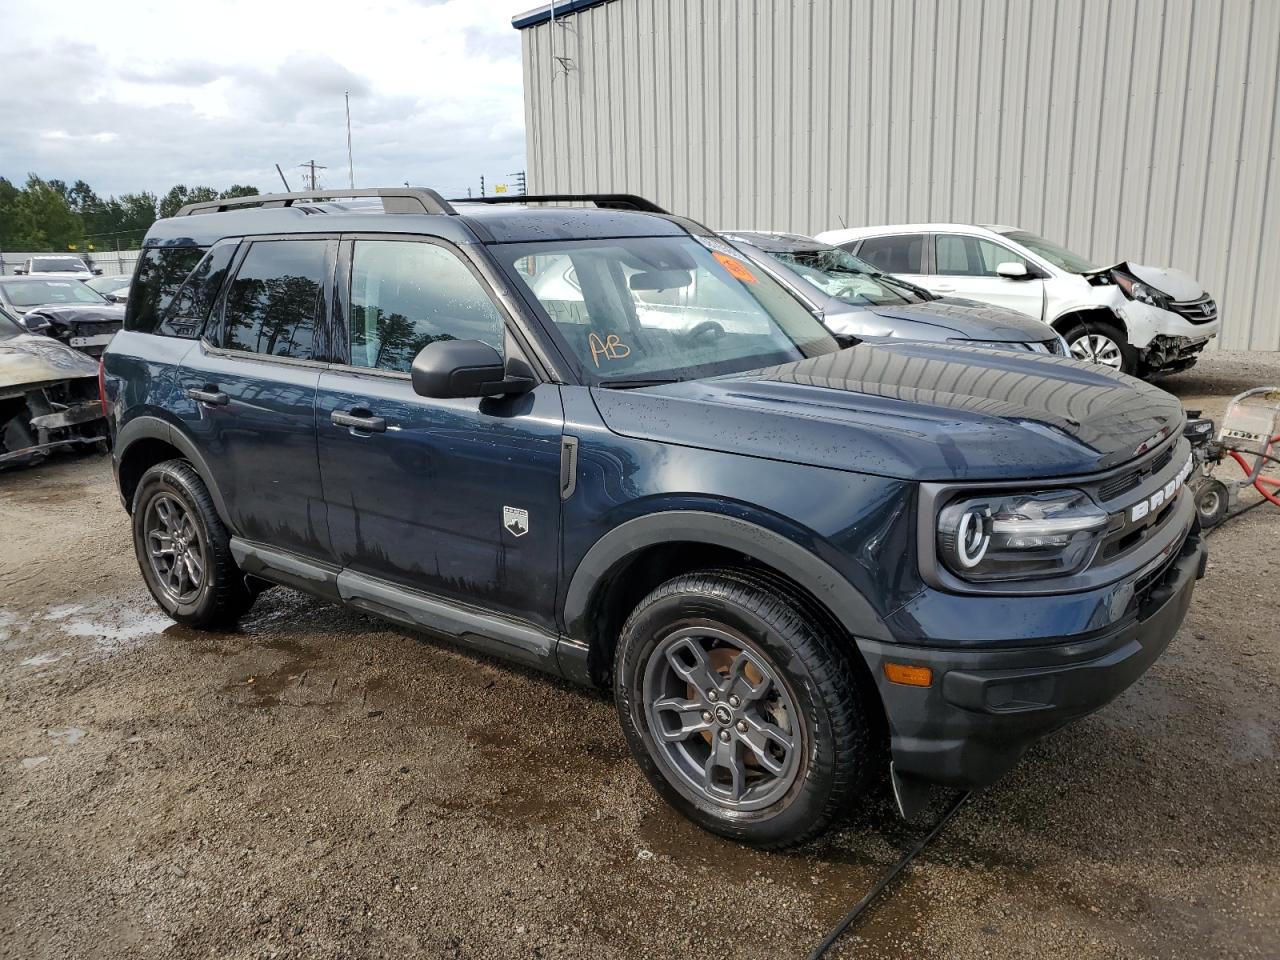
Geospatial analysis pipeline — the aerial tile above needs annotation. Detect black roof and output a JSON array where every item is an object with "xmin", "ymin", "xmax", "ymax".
[
  {"xmin": 144, "ymin": 195, "xmax": 699, "ymax": 248},
  {"xmin": 721, "ymin": 231, "xmax": 835, "ymax": 254}
]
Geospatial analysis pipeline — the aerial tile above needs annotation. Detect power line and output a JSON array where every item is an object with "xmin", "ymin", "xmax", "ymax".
[{"xmin": 299, "ymin": 160, "xmax": 327, "ymax": 191}]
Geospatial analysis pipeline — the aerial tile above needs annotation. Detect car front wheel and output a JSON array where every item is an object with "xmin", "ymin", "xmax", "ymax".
[
  {"xmin": 1061, "ymin": 318, "xmax": 1138, "ymax": 375},
  {"xmin": 614, "ymin": 568, "xmax": 874, "ymax": 848}
]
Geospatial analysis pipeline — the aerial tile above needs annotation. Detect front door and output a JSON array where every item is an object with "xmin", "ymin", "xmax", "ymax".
[
  {"xmin": 316, "ymin": 237, "xmax": 564, "ymax": 635},
  {"xmin": 176, "ymin": 236, "xmax": 335, "ymax": 560},
  {"xmin": 929, "ymin": 233, "xmax": 1046, "ymax": 319}
]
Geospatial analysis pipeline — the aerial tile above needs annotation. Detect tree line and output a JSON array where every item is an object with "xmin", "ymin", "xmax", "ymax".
[{"xmin": 0, "ymin": 175, "xmax": 261, "ymax": 254}]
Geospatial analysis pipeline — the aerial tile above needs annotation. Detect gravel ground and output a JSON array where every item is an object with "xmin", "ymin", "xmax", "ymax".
[{"xmin": 1, "ymin": 351, "xmax": 1277, "ymax": 960}]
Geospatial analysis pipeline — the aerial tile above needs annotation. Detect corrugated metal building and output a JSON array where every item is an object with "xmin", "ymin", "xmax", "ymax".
[{"xmin": 514, "ymin": 0, "xmax": 1280, "ymax": 351}]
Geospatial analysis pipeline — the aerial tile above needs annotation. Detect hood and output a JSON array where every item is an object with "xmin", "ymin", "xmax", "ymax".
[
  {"xmin": 1085, "ymin": 262, "xmax": 1203, "ymax": 302},
  {"xmin": 862, "ymin": 299, "xmax": 1054, "ymax": 341},
  {"xmin": 0, "ymin": 333, "xmax": 100, "ymax": 393},
  {"xmin": 591, "ymin": 341, "xmax": 1183, "ymax": 482},
  {"xmin": 23, "ymin": 303, "xmax": 126, "ymax": 326}
]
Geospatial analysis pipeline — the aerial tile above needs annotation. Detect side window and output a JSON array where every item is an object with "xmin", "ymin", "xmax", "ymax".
[
  {"xmin": 935, "ymin": 235, "xmax": 1028, "ymax": 277},
  {"xmin": 348, "ymin": 240, "xmax": 504, "ymax": 373},
  {"xmin": 854, "ymin": 234, "xmax": 925, "ymax": 274},
  {"xmin": 159, "ymin": 243, "xmax": 236, "ymax": 339},
  {"xmin": 124, "ymin": 246, "xmax": 207, "ymax": 333},
  {"xmin": 221, "ymin": 240, "xmax": 327, "ymax": 358}
]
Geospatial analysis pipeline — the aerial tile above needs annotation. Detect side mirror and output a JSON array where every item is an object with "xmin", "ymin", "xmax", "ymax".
[
  {"xmin": 996, "ymin": 261, "xmax": 1029, "ymax": 280},
  {"xmin": 410, "ymin": 339, "xmax": 535, "ymax": 399},
  {"xmin": 18, "ymin": 313, "xmax": 51, "ymax": 333},
  {"xmin": 13, "ymin": 268, "xmax": 25, "ymax": 276},
  {"xmin": 92, "ymin": 268, "xmax": 104, "ymax": 276}
]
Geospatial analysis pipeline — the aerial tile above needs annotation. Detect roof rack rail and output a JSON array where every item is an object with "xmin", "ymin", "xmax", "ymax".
[
  {"xmin": 176, "ymin": 188, "xmax": 457, "ymax": 217},
  {"xmin": 451, "ymin": 193, "xmax": 669, "ymax": 214}
]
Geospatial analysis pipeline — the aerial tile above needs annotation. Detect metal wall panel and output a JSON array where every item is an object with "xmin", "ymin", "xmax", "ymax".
[{"xmin": 520, "ymin": 0, "xmax": 1280, "ymax": 350}]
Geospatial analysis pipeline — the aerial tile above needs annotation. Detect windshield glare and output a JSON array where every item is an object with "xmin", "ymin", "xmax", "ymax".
[
  {"xmin": 769, "ymin": 248, "xmax": 923, "ymax": 306},
  {"xmin": 497, "ymin": 236, "xmax": 839, "ymax": 383},
  {"xmin": 2, "ymin": 279, "xmax": 106, "ymax": 307},
  {"xmin": 32, "ymin": 258, "xmax": 88, "ymax": 272},
  {"xmin": 1002, "ymin": 231, "xmax": 1098, "ymax": 273}
]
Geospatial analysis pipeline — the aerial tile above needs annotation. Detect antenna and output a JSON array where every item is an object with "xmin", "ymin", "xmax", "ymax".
[
  {"xmin": 345, "ymin": 92, "xmax": 355, "ymax": 189},
  {"xmin": 275, "ymin": 163, "xmax": 292, "ymax": 191},
  {"xmin": 837, "ymin": 213, "xmax": 848, "ymax": 229}
]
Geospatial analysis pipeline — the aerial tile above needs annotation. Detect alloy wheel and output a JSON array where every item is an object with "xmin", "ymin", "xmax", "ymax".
[
  {"xmin": 642, "ymin": 626, "xmax": 803, "ymax": 811},
  {"xmin": 1069, "ymin": 332, "xmax": 1124, "ymax": 369},
  {"xmin": 144, "ymin": 492, "xmax": 206, "ymax": 605}
]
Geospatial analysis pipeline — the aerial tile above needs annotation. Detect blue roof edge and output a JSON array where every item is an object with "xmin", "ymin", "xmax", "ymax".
[{"xmin": 511, "ymin": 0, "xmax": 614, "ymax": 30}]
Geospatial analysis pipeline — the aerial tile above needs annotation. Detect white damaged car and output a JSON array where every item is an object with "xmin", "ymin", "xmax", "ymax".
[{"xmin": 815, "ymin": 223, "xmax": 1220, "ymax": 378}]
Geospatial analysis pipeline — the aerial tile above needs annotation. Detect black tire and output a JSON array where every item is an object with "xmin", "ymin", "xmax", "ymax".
[
  {"xmin": 131, "ymin": 459, "xmax": 254, "ymax": 628},
  {"xmin": 1060, "ymin": 318, "xmax": 1139, "ymax": 376},
  {"xmin": 1194, "ymin": 477, "xmax": 1230, "ymax": 529},
  {"xmin": 614, "ymin": 567, "xmax": 874, "ymax": 848}
]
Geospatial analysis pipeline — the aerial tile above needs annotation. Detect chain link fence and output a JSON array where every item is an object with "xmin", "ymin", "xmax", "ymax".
[{"xmin": 0, "ymin": 250, "xmax": 142, "ymax": 278}]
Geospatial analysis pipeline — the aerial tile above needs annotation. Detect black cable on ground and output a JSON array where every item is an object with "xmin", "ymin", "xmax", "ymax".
[{"xmin": 807, "ymin": 790, "xmax": 972, "ymax": 960}]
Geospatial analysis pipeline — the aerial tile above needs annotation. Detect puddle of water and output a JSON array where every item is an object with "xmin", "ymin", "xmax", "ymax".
[
  {"xmin": 42, "ymin": 604, "xmax": 84, "ymax": 622},
  {"xmin": 20, "ymin": 756, "xmax": 49, "ymax": 770},
  {"xmin": 48, "ymin": 727, "xmax": 86, "ymax": 745},
  {"xmin": 20, "ymin": 651, "xmax": 65, "ymax": 667},
  {"xmin": 0, "ymin": 608, "xmax": 16, "ymax": 642},
  {"xmin": 60, "ymin": 609, "xmax": 173, "ymax": 651}
]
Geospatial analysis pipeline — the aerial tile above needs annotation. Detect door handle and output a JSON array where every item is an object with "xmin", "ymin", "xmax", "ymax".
[
  {"xmin": 331, "ymin": 409, "xmax": 387, "ymax": 434},
  {"xmin": 186, "ymin": 386, "xmax": 229, "ymax": 406}
]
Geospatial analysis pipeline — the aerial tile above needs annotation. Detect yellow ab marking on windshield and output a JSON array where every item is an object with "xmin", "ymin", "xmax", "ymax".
[{"xmin": 589, "ymin": 332, "xmax": 631, "ymax": 367}]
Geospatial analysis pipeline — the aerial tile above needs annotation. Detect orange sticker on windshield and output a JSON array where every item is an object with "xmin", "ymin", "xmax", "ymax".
[{"xmin": 713, "ymin": 251, "xmax": 758, "ymax": 284}]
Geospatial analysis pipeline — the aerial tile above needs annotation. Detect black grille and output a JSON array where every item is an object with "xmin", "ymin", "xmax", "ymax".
[
  {"xmin": 1169, "ymin": 295, "xmax": 1217, "ymax": 325},
  {"xmin": 1098, "ymin": 443, "xmax": 1175, "ymax": 502},
  {"xmin": 70, "ymin": 320, "xmax": 122, "ymax": 337}
]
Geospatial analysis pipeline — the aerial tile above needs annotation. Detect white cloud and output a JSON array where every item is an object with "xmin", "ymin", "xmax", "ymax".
[{"xmin": 0, "ymin": 0, "xmax": 528, "ymax": 198}]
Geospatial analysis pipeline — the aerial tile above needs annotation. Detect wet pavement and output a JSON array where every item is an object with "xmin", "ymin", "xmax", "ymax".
[{"xmin": 0, "ymin": 350, "xmax": 1277, "ymax": 959}]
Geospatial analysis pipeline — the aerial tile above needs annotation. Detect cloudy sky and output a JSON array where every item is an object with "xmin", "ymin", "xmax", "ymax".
[{"xmin": 0, "ymin": 0, "xmax": 530, "ymax": 199}]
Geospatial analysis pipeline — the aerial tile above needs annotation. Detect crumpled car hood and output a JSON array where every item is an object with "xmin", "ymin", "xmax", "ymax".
[
  {"xmin": 860, "ymin": 299, "xmax": 1054, "ymax": 341},
  {"xmin": 23, "ymin": 303, "xmax": 126, "ymax": 326},
  {"xmin": 1085, "ymin": 262, "xmax": 1204, "ymax": 302},
  {"xmin": 0, "ymin": 333, "xmax": 100, "ymax": 393},
  {"xmin": 592, "ymin": 341, "xmax": 1183, "ymax": 481}
]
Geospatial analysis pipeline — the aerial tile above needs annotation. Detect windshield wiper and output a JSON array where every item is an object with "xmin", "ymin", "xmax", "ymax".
[{"xmin": 597, "ymin": 377, "xmax": 680, "ymax": 389}]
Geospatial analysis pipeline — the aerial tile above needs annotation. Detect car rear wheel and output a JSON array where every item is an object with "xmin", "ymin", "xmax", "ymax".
[
  {"xmin": 131, "ymin": 459, "xmax": 254, "ymax": 628},
  {"xmin": 614, "ymin": 568, "xmax": 873, "ymax": 848},
  {"xmin": 1061, "ymin": 319, "xmax": 1137, "ymax": 375}
]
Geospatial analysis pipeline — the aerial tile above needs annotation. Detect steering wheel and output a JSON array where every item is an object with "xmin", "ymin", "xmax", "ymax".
[{"xmin": 682, "ymin": 320, "xmax": 725, "ymax": 343}]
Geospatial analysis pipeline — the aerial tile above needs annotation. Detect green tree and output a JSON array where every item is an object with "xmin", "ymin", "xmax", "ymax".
[{"xmin": 10, "ymin": 175, "xmax": 84, "ymax": 251}]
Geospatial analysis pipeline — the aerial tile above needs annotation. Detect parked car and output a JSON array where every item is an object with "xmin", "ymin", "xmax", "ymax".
[
  {"xmin": 0, "ymin": 304, "xmax": 107, "ymax": 468},
  {"xmin": 102, "ymin": 189, "xmax": 1205, "ymax": 848},
  {"xmin": 84, "ymin": 274, "xmax": 133, "ymax": 303},
  {"xmin": 0, "ymin": 277, "xmax": 125, "ymax": 357},
  {"xmin": 722, "ymin": 231, "xmax": 1068, "ymax": 355},
  {"xmin": 14, "ymin": 254, "xmax": 98, "ymax": 279},
  {"xmin": 815, "ymin": 223, "xmax": 1219, "ymax": 377}
]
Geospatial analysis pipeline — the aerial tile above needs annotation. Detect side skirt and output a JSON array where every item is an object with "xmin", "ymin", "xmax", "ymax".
[{"xmin": 229, "ymin": 537, "xmax": 581, "ymax": 682}]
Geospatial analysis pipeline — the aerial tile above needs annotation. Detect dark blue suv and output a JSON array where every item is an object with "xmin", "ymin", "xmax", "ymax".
[{"xmin": 102, "ymin": 189, "xmax": 1205, "ymax": 848}]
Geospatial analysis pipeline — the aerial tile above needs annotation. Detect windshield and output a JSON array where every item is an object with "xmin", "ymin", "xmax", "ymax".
[
  {"xmin": 769, "ymin": 247, "xmax": 924, "ymax": 306},
  {"xmin": 495, "ymin": 236, "xmax": 839, "ymax": 384},
  {"xmin": 1, "ymin": 279, "xmax": 107, "ymax": 307},
  {"xmin": 86, "ymin": 275, "xmax": 127, "ymax": 293},
  {"xmin": 32, "ymin": 257, "xmax": 88, "ymax": 272},
  {"xmin": 1001, "ymin": 231, "xmax": 1098, "ymax": 273}
]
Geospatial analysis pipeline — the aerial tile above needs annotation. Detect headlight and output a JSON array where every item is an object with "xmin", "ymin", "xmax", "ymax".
[
  {"xmin": 949, "ymin": 339, "xmax": 1020, "ymax": 352},
  {"xmin": 1114, "ymin": 273, "xmax": 1170, "ymax": 309},
  {"xmin": 937, "ymin": 490, "xmax": 1108, "ymax": 582}
]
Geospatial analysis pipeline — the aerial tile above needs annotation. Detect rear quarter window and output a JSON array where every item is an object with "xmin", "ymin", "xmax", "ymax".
[
  {"xmin": 125, "ymin": 246, "xmax": 207, "ymax": 334},
  {"xmin": 159, "ymin": 243, "xmax": 238, "ymax": 339}
]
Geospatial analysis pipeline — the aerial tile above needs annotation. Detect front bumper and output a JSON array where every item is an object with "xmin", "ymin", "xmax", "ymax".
[{"xmin": 857, "ymin": 528, "xmax": 1206, "ymax": 799}]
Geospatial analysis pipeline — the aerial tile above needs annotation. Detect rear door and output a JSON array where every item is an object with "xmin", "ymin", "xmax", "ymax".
[
  {"xmin": 315, "ymin": 236, "xmax": 564, "ymax": 637},
  {"xmin": 843, "ymin": 233, "xmax": 929, "ymax": 287},
  {"xmin": 175, "ymin": 236, "xmax": 335, "ymax": 560},
  {"xmin": 929, "ymin": 233, "xmax": 1046, "ymax": 319}
]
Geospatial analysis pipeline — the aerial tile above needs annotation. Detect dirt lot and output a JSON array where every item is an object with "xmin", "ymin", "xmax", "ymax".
[{"xmin": 1, "ymin": 351, "xmax": 1277, "ymax": 960}]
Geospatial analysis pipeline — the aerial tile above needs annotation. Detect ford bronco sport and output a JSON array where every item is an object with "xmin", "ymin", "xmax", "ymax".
[{"xmin": 102, "ymin": 189, "xmax": 1206, "ymax": 848}]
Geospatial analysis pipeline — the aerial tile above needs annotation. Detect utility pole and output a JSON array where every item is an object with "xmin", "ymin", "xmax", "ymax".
[
  {"xmin": 509, "ymin": 170, "xmax": 527, "ymax": 195},
  {"xmin": 345, "ymin": 92, "xmax": 355, "ymax": 189},
  {"xmin": 299, "ymin": 160, "xmax": 327, "ymax": 191}
]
